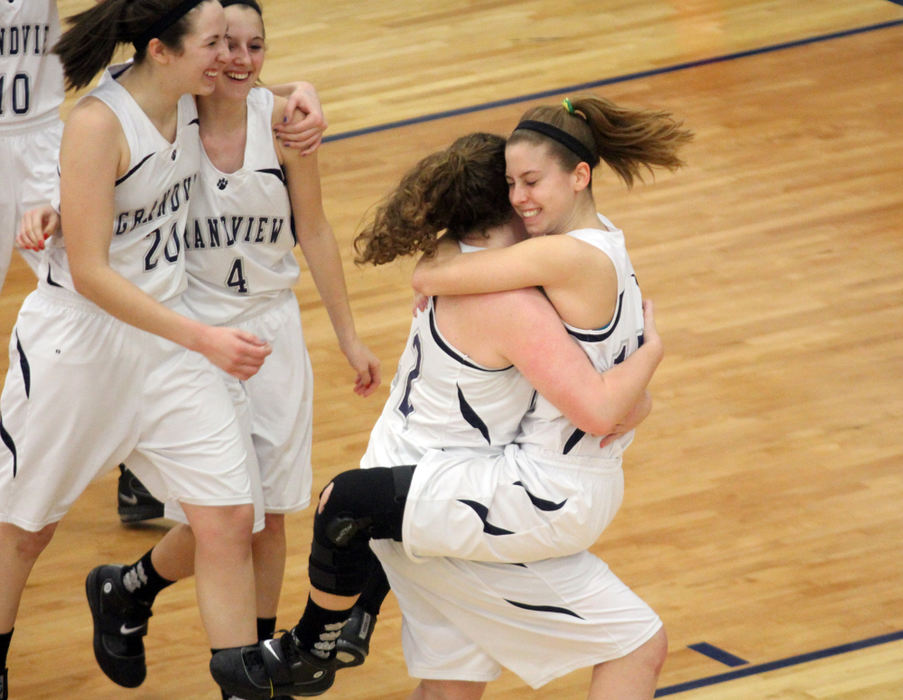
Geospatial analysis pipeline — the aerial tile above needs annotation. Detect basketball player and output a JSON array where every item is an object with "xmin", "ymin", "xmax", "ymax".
[
  {"xmin": 208, "ymin": 130, "xmax": 665, "ymax": 699},
  {"xmin": 0, "ymin": 1, "xmax": 273, "ymax": 696},
  {"xmin": 0, "ymin": 0, "xmax": 65, "ymax": 296},
  {"xmin": 214, "ymin": 93, "xmax": 692, "ymax": 699},
  {"xmin": 81, "ymin": 3, "xmax": 379, "ymax": 698},
  {"xmin": 9, "ymin": 0, "xmax": 327, "ymax": 527},
  {"xmin": 378, "ymin": 94, "xmax": 691, "ymax": 700}
]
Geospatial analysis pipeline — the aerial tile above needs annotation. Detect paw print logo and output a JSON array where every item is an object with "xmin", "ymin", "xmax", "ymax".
[{"xmin": 217, "ymin": 178, "xmax": 228, "ymax": 190}]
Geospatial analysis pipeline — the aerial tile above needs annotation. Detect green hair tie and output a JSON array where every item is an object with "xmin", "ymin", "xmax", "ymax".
[{"xmin": 562, "ymin": 97, "xmax": 576, "ymax": 115}]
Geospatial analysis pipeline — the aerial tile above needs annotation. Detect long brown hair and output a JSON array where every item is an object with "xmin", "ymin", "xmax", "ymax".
[
  {"xmin": 54, "ymin": 0, "xmax": 216, "ymax": 90},
  {"xmin": 510, "ymin": 94, "xmax": 694, "ymax": 188},
  {"xmin": 354, "ymin": 132, "xmax": 512, "ymax": 266}
]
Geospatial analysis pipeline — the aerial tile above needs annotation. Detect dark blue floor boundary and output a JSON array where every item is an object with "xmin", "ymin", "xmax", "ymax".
[
  {"xmin": 323, "ymin": 18, "xmax": 903, "ymax": 144},
  {"xmin": 654, "ymin": 630, "xmax": 903, "ymax": 696}
]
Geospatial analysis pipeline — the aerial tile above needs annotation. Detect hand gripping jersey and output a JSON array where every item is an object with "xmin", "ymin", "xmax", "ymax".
[
  {"xmin": 181, "ymin": 87, "xmax": 299, "ymax": 326},
  {"xmin": 361, "ymin": 293, "xmax": 536, "ymax": 471},
  {"xmin": 516, "ymin": 214, "xmax": 645, "ymax": 460},
  {"xmin": 44, "ymin": 64, "xmax": 199, "ymax": 302},
  {"xmin": 0, "ymin": 0, "xmax": 64, "ymax": 131}
]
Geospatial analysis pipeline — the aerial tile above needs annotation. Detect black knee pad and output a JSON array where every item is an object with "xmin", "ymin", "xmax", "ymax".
[{"xmin": 308, "ymin": 466, "xmax": 413, "ymax": 596}]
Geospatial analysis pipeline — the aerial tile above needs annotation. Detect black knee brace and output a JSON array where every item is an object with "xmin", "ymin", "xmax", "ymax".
[{"xmin": 308, "ymin": 466, "xmax": 413, "ymax": 596}]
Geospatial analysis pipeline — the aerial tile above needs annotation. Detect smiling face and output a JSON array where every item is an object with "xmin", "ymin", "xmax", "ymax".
[
  {"xmin": 505, "ymin": 139, "xmax": 584, "ymax": 237},
  {"xmin": 217, "ymin": 4, "xmax": 266, "ymax": 99},
  {"xmin": 167, "ymin": 1, "xmax": 229, "ymax": 96}
]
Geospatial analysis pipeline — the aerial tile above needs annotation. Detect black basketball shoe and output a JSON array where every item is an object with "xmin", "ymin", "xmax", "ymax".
[
  {"xmin": 335, "ymin": 605, "xmax": 375, "ymax": 669},
  {"xmin": 210, "ymin": 630, "xmax": 335, "ymax": 699},
  {"xmin": 86, "ymin": 564, "xmax": 152, "ymax": 687},
  {"xmin": 117, "ymin": 465, "xmax": 164, "ymax": 523}
]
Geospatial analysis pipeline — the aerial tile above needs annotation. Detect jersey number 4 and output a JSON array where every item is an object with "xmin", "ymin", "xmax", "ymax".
[{"xmin": 226, "ymin": 258, "xmax": 249, "ymax": 294}]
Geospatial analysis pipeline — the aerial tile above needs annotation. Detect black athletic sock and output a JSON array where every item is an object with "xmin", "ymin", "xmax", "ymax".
[
  {"xmin": 357, "ymin": 554, "xmax": 391, "ymax": 617},
  {"xmin": 293, "ymin": 595, "xmax": 351, "ymax": 660},
  {"xmin": 121, "ymin": 549, "xmax": 175, "ymax": 606},
  {"xmin": 0, "ymin": 628, "xmax": 11, "ymax": 669},
  {"xmin": 257, "ymin": 616, "xmax": 277, "ymax": 642}
]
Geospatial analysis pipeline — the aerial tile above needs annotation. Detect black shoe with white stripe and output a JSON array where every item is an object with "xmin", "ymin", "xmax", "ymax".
[
  {"xmin": 210, "ymin": 630, "xmax": 335, "ymax": 699},
  {"xmin": 335, "ymin": 605, "xmax": 375, "ymax": 669},
  {"xmin": 117, "ymin": 465, "xmax": 164, "ymax": 524},
  {"xmin": 86, "ymin": 564, "xmax": 152, "ymax": 687}
]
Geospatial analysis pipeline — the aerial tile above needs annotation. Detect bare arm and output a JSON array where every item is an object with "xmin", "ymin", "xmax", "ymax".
[
  {"xmin": 599, "ymin": 389, "xmax": 652, "ymax": 448},
  {"xmin": 60, "ymin": 99, "xmax": 270, "ymax": 380},
  {"xmin": 474, "ymin": 288, "xmax": 662, "ymax": 436},
  {"xmin": 277, "ymin": 115, "xmax": 380, "ymax": 396},
  {"xmin": 269, "ymin": 81, "xmax": 327, "ymax": 154},
  {"xmin": 412, "ymin": 234, "xmax": 574, "ymax": 296}
]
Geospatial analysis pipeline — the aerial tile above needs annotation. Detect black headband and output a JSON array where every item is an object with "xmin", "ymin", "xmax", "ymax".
[
  {"xmin": 514, "ymin": 120, "xmax": 597, "ymax": 167},
  {"xmin": 220, "ymin": 0, "xmax": 262, "ymax": 14},
  {"xmin": 133, "ymin": 0, "xmax": 205, "ymax": 50}
]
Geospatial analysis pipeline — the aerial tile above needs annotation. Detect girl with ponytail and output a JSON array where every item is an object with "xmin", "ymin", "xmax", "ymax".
[
  {"xmin": 368, "ymin": 96, "xmax": 691, "ymax": 698},
  {"xmin": 0, "ymin": 1, "xmax": 272, "ymax": 695},
  {"xmin": 210, "ymin": 129, "xmax": 666, "ymax": 699},
  {"xmin": 79, "ymin": 3, "xmax": 378, "ymax": 697}
]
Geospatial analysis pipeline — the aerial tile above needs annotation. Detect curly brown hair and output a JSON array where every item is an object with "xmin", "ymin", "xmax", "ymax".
[
  {"xmin": 354, "ymin": 133, "xmax": 513, "ymax": 266},
  {"xmin": 510, "ymin": 94, "xmax": 694, "ymax": 188}
]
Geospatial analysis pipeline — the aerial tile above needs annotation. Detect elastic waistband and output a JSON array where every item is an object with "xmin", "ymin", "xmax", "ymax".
[
  {"xmin": 35, "ymin": 282, "xmax": 185, "ymax": 316},
  {"xmin": 222, "ymin": 288, "xmax": 294, "ymax": 326}
]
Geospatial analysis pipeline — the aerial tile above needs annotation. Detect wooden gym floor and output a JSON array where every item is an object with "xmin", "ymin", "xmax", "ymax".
[{"xmin": 3, "ymin": 1, "xmax": 902, "ymax": 697}]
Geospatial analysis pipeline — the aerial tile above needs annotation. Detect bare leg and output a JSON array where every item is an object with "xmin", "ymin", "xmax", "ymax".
[
  {"xmin": 409, "ymin": 680, "xmax": 486, "ymax": 700},
  {"xmin": 130, "ymin": 513, "xmax": 287, "ymax": 624},
  {"xmin": 181, "ymin": 503, "xmax": 256, "ymax": 648},
  {"xmin": 148, "ymin": 523, "xmax": 196, "ymax": 582},
  {"xmin": 0, "ymin": 522, "xmax": 57, "ymax": 633},
  {"xmin": 587, "ymin": 626, "xmax": 668, "ymax": 700},
  {"xmin": 251, "ymin": 512, "xmax": 286, "ymax": 619}
]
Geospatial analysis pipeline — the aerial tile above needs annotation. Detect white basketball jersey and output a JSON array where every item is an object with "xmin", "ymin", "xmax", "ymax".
[
  {"xmin": 361, "ymin": 295, "xmax": 536, "ymax": 469},
  {"xmin": 44, "ymin": 64, "xmax": 198, "ymax": 302},
  {"xmin": 516, "ymin": 215, "xmax": 645, "ymax": 458},
  {"xmin": 0, "ymin": 0, "xmax": 64, "ymax": 129},
  {"xmin": 182, "ymin": 87, "xmax": 299, "ymax": 325}
]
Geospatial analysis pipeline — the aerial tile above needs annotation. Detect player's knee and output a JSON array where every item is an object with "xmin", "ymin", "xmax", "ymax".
[
  {"xmin": 314, "ymin": 466, "xmax": 412, "ymax": 545},
  {"xmin": 308, "ymin": 467, "xmax": 412, "ymax": 596}
]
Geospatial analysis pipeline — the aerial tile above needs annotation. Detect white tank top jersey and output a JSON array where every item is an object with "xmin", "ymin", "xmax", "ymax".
[
  {"xmin": 515, "ymin": 214, "xmax": 645, "ymax": 459},
  {"xmin": 0, "ymin": 0, "xmax": 64, "ymax": 131},
  {"xmin": 361, "ymin": 291, "xmax": 536, "ymax": 469},
  {"xmin": 182, "ymin": 87, "xmax": 299, "ymax": 326},
  {"xmin": 44, "ymin": 63, "xmax": 199, "ymax": 303}
]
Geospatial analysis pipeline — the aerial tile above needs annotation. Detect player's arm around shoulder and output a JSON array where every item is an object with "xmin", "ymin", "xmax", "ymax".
[
  {"xmin": 271, "ymin": 94, "xmax": 330, "ymax": 240},
  {"xmin": 486, "ymin": 286, "xmax": 657, "ymax": 436},
  {"xmin": 411, "ymin": 232, "xmax": 585, "ymax": 298},
  {"xmin": 270, "ymin": 83, "xmax": 326, "ymax": 154}
]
